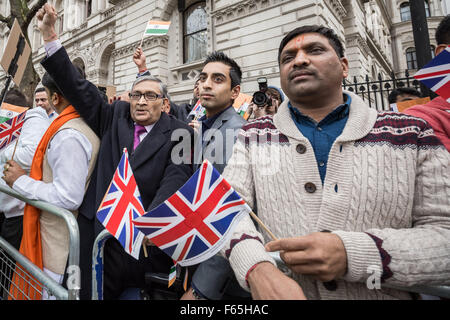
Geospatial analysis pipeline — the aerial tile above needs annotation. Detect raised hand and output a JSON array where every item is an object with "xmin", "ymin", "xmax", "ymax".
[
  {"xmin": 133, "ymin": 47, "xmax": 147, "ymax": 71},
  {"xmin": 36, "ymin": 3, "xmax": 58, "ymax": 42}
]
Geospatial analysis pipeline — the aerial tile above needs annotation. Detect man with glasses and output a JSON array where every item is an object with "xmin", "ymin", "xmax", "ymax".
[{"xmin": 36, "ymin": 3, "xmax": 194, "ymax": 299}]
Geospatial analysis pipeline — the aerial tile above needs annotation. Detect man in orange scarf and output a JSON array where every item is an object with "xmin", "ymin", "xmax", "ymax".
[{"xmin": 2, "ymin": 72, "xmax": 99, "ymax": 300}]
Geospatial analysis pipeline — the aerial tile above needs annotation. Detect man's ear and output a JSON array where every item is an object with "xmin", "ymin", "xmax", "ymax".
[
  {"xmin": 162, "ymin": 98, "xmax": 171, "ymax": 113},
  {"xmin": 231, "ymin": 84, "xmax": 241, "ymax": 101},
  {"xmin": 341, "ymin": 57, "xmax": 349, "ymax": 79},
  {"xmin": 52, "ymin": 92, "xmax": 60, "ymax": 106}
]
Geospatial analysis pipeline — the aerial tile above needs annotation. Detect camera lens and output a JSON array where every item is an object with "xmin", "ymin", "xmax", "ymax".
[{"xmin": 252, "ymin": 91, "xmax": 268, "ymax": 106}]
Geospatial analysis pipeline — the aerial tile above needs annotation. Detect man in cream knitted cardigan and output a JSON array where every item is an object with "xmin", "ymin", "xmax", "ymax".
[{"xmin": 220, "ymin": 26, "xmax": 450, "ymax": 300}]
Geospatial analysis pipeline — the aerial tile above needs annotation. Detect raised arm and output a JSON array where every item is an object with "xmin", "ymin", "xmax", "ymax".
[
  {"xmin": 36, "ymin": 3, "xmax": 113, "ymax": 137},
  {"xmin": 133, "ymin": 47, "xmax": 148, "ymax": 74}
]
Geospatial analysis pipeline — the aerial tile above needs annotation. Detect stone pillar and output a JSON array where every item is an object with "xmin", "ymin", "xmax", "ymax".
[{"xmin": 92, "ymin": 0, "xmax": 98, "ymax": 14}]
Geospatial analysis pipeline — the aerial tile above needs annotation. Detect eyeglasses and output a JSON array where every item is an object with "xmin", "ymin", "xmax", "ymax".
[{"xmin": 129, "ymin": 92, "xmax": 164, "ymax": 101}]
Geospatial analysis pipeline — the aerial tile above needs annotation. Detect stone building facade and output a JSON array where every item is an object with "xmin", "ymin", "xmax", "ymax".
[{"xmin": 0, "ymin": 0, "xmax": 447, "ymax": 106}]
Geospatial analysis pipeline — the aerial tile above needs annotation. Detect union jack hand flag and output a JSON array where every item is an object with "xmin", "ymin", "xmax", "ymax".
[
  {"xmin": 0, "ymin": 111, "xmax": 26, "ymax": 151},
  {"xmin": 414, "ymin": 45, "xmax": 450, "ymax": 102},
  {"xmin": 133, "ymin": 160, "xmax": 250, "ymax": 266},
  {"xmin": 97, "ymin": 148, "xmax": 145, "ymax": 259}
]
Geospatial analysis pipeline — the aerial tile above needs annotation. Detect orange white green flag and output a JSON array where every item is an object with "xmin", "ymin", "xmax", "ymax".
[
  {"xmin": 143, "ymin": 20, "xmax": 171, "ymax": 36},
  {"xmin": 0, "ymin": 103, "xmax": 28, "ymax": 124}
]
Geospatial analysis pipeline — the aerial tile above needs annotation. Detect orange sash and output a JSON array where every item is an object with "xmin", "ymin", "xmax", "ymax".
[{"xmin": 9, "ymin": 105, "xmax": 80, "ymax": 300}]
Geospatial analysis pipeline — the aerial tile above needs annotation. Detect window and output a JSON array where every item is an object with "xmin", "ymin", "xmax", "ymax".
[
  {"xmin": 400, "ymin": 2, "xmax": 411, "ymax": 21},
  {"xmin": 406, "ymin": 47, "xmax": 417, "ymax": 70},
  {"xmin": 400, "ymin": 1, "xmax": 430, "ymax": 21},
  {"xmin": 55, "ymin": 0, "xmax": 64, "ymax": 34},
  {"xmin": 87, "ymin": 0, "xmax": 92, "ymax": 18},
  {"xmin": 183, "ymin": 2, "xmax": 207, "ymax": 63},
  {"xmin": 425, "ymin": 0, "xmax": 430, "ymax": 17}
]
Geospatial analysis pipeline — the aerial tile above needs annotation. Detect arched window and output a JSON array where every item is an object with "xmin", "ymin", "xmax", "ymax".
[
  {"xmin": 183, "ymin": 1, "xmax": 207, "ymax": 63},
  {"xmin": 406, "ymin": 47, "xmax": 417, "ymax": 70},
  {"xmin": 400, "ymin": 2, "xmax": 411, "ymax": 21}
]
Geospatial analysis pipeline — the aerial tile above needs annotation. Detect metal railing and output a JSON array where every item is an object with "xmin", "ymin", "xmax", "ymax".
[
  {"xmin": 91, "ymin": 229, "xmax": 112, "ymax": 300},
  {"xmin": 342, "ymin": 70, "xmax": 424, "ymax": 111},
  {"xmin": 269, "ymin": 252, "xmax": 450, "ymax": 299},
  {"xmin": 0, "ymin": 184, "xmax": 80, "ymax": 300}
]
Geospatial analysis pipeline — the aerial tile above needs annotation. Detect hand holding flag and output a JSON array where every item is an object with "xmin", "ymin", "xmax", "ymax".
[
  {"xmin": 133, "ymin": 160, "xmax": 251, "ymax": 267},
  {"xmin": 96, "ymin": 148, "xmax": 145, "ymax": 259}
]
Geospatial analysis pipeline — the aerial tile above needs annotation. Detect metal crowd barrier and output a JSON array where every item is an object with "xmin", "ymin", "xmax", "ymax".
[
  {"xmin": 0, "ymin": 184, "xmax": 80, "ymax": 300},
  {"xmin": 91, "ymin": 229, "xmax": 112, "ymax": 300},
  {"xmin": 269, "ymin": 252, "xmax": 450, "ymax": 299}
]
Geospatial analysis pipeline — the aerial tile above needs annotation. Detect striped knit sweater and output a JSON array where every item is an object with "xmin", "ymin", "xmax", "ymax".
[{"xmin": 220, "ymin": 91, "xmax": 450, "ymax": 300}]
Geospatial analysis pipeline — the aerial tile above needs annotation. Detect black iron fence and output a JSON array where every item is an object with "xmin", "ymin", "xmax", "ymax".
[{"xmin": 343, "ymin": 70, "xmax": 422, "ymax": 111}]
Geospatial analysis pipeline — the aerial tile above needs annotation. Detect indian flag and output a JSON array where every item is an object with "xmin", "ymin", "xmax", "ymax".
[
  {"xmin": 0, "ymin": 103, "xmax": 28, "ymax": 124},
  {"xmin": 144, "ymin": 20, "xmax": 171, "ymax": 36},
  {"xmin": 168, "ymin": 262, "xmax": 177, "ymax": 288}
]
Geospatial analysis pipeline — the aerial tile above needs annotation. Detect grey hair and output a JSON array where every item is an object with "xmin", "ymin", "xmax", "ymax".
[{"xmin": 131, "ymin": 75, "xmax": 168, "ymax": 98}]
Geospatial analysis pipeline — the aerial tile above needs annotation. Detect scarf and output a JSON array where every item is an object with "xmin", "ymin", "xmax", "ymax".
[{"xmin": 9, "ymin": 105, "xmax": 80, "ymax": 300}]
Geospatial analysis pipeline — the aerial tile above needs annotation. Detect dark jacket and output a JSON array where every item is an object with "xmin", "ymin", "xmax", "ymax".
[
  {"xmin": 42, "ymin": 47, "xmax": 193, "ymax": 221},
  {"xmin": 169, "ymin": 101, "xmax": 190, "ymax": 123},
  {"xmin": 41, "ymin": 48, "xmax": 194, "ymax": 299}
]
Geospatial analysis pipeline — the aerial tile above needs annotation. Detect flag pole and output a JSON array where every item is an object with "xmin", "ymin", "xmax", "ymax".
[
  {"xmin": 249, "ymin": 211, "xmax": 278, "ymax": 241},
  {"xmin": 0, "ymin": 75, "xmax": 13, "ymax": 110},
  {"xmin": 10, "ymin": 138, "xmax": 19, "ymax": 162},
  {"xmin": 142, "ymin": 238, "xmax": 148, "ymax": 258},
  {"xmin": 139, "ymin": 32, "xmax": 145, "ymax": 49}
]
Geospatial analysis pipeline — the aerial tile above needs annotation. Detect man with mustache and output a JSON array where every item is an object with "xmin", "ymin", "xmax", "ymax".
[
  {"xmin": 218, "ymin": 25, "xmax": 450, "ymax": 299},
  {"xmin": 36, "ymin": 3, "xmax": 193, "ymax": 299}
]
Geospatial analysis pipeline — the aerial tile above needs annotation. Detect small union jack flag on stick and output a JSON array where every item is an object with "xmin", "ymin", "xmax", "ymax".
[
  {"xmin": 414, "ymin": 45, "xmax": 450, "ymax": 102},
  {"xmin": 188, "ymin": 100, "xmax": 205, "ymax": 120},
  {"xmin": 0, "ymin": 111, "xmax": 26, "ymax": 151},
  {"xmin": 97, "ymin": 148, "xmax": 145, "ymax": 259},
  {"xmin": 133, "ymin": 159, "xmax": 251, "ymax": 267}
]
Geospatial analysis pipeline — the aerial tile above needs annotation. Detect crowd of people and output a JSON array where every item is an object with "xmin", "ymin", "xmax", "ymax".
[{"xmin": 0, "ymin": 3, "xmax": 449, "ymax": 300}]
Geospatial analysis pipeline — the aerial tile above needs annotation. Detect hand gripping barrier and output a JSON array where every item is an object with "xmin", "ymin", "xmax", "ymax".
[{"xmin": 0, "ymin": 184, "xmax": 80, "ymax": 300}]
